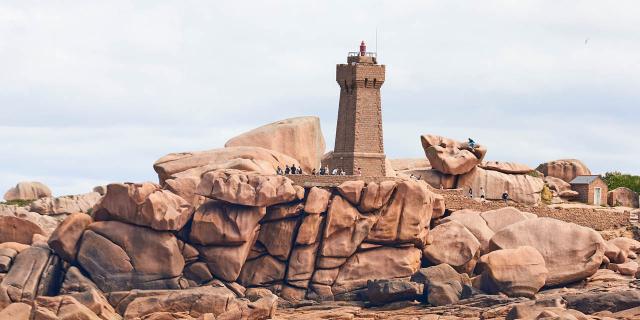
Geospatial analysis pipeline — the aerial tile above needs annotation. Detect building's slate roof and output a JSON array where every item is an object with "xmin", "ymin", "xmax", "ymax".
[{"xmin": 569, "ymin": 175, "xmax": 600, "ymax": 185}]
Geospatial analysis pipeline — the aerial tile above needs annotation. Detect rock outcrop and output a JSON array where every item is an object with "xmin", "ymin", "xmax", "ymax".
[
  {"xmin": 153, "ymin": 146, "xmax": 300, "ymax": 184},
  {"xmin": 457, "ymin": 167, "xmax": 544, "ymax": 205},
  {"xmin": 536, "ymin": 159, "xmax": 591, "ymax": 183},
  {"xmin": 0, "ymin": 216, "xmax": 45, "ymax": 245},
  {"xmin": 423, "ymin": 221, "xmax": 480, "ymax": 274},
  {"xmin": 420, "ymin": 134, "xmax": 487, "ymax": 175},
  {"xmin": 490, "ymin": 218, "xmax": 605, "ymax": 286},
  {"xmin": 479, "ymin": 161, "xmax": 533, "ymax": 174},
  {"xmin": 225, "ymin": 116, "xmax": 326, "ymax": 174},
  {"xmin": 608, "ymin": 187, "xmax": 639, "ymax": 208},
  {"xmin": 476, "ymin": 246, "xmax": 548, "ymax": 298},
  {"xmin": 29, "ymin": 192, "xmax": 101, "ymax": 215},
  {"xmin": 3, "ymin": 181, "xmax": 51, "ymax": 201}
]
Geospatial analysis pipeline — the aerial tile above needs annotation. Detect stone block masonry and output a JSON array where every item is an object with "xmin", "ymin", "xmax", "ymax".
[{"xmin": 324, "ymin": 53, "xmax": 387, "ymax": 177}]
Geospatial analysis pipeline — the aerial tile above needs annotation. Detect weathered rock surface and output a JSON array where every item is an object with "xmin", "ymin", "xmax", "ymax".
[
  {"xmin": 477, "ymin": 246, "xmax": 548, "ymax": 298},
  {"xmin": 303, "ymin": 187, "xmax": 331, "ymax": 214},
  {"xmin": 30, "ymin": 192, "xmax": 101, "ymax": 215},
  {"xmin": 189, "ymin": 201, "xmax": 265, "ymax": 246},
  {"xmin": 565, "ymin": 290, "xmax": 640, "ymax": 314},
  {"xmin": 197, "ymin": 170, "xmax": 302, "ymax": 207},
  {"xmin": 423, "ymin": 221, "xmax": 480, "ymax": 274},
  {"xmin": 153, "ymin": 146, "xmax": 300, "ymax": 183},
  {"xmin": 0, "ymin": 216, "xmax": 45, "ymax": 245},
  {"xmin": 410, "ymin": 264, "xmax": 467, "ymax": 306},
  {"xmin": 490, "ymin": 217, "xmax": 605, "ymax": 286},
  {"xmin": 0, "ymin": 246, "xmax": 62, "ymax": 308},
  {"xmin": 122, "ymin": 286, "xmax": 277, "ymax": 320},
  {"xmin": 320, "ymin": 195, "xmax": 377, "ymax": 260},
  {"xmin": 332, "ymin": 247, "xmax": 422, "ymax": 296},
  {"xmin": 3, "ymin": 181, "xmax": 51, "ymax": 201},
  {"xmin": 606, "ymin": 237, "xmax": 640, "ymax": 263},
  {"xmin": 77, "ymin": 221, "xmax": 185, "ymax": 292},
  {"xmin": 421, "ymin": 134, "xmax": 487, "ymax": 175},
  {"xmin": 48, "ymin": 212, "xmax": 93, "ymax": 263},
  {"xmin": 33, "ymin": 294, "xmax": 104, "ymax": 320},
  {"xmin": 479, "ymin": 161, "xmax": 533, "ymax": 174},
  {"xmin": 367, "ymin": 180, "xmax": 435, "ymax": 245},
  {"xmin": 0, "ymin": 302, "xmax": 31, "ymax": 319},
  {"xmin": 536, "ymin": 159, "xmax": 591, "ymax": 183},
  {"xmin": 389, "ymin": 158, "xmax": 431, "ymax": 171},
  {"xmin": 399, "ymin": 169, "xmax": 457, "ymax": 189},
  {"xmin": 457, "ymin": 167, "xmax": 545, "ymax": 205},
  {"xmin": 225, "ymin": 116, "xmax": 326, "ymax": 174},
  {"xmin": 480, "ymin": 207, "xmax": 535, "ymax": 232},
  {"xmin": 608, "ymin": 187, "xmax": 639, "ymax": 208},
  {"xmin": 95, "ymin": 182, "xmax": 193, "ymax": 231},
  {"xmin": 336, "ymin": 181, "xmax": 365, "ymax": 205},
  {"xmin": 366, "ymin": 279, "xmax": 422, "ymax": 305},
  {"xmin": 196, "ymin": 228, "xmax": 259, "ymax": 282},
  {"xmin": 441, "ymin": 210, "xmax": 494, "ymax": 254}
]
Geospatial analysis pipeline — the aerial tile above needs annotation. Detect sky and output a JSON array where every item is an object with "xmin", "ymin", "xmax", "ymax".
[{"xmin": 1, "ymin": 1, "xmax": 639, "ymax": 196}]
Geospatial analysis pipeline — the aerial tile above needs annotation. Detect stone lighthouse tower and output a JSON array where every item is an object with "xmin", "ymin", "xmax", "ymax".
[{"xmin": 323, "ymin": 41, "xmax": 387, "ymax": 176}]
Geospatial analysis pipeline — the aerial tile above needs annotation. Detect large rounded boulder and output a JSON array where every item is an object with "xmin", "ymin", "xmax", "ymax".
[
  {"xmin": 225, "ymin": 116, "xmax": 326, "ymax": 174},
  {"xmin": 3, "ymin": 181, "xmax": 51, "ymax": 201},
  {"xmin": 423, "ymin": 221, "xmax": 480, "ymax": 274},
  {"xmin": 457, "ymin": 167, "xmax": 544, "ymax": 205},
  {"xmin": 536, "ymin": 159, "xmax": 591, "ymax": 183},
  {"xmin": 489, "ymin": 217, "xmax": 605, "ymax": 286},
  {"xmin": 76, "ymin": 221, "xmax": 185, "ymax": 292},
  {"xmin": 477, "ymin": 246, "xmax": 548, "ymax": 298}
]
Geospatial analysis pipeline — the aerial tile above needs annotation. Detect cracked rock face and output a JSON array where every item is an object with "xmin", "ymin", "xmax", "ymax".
[{"xmin": 420, "ymin": 134, "xmax": 487, "ymax": 175}]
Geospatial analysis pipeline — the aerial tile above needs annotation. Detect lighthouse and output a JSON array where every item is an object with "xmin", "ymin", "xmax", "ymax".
[{"xmin": 323, "ymin": 41, "xmax": 387, "ymax": 176}]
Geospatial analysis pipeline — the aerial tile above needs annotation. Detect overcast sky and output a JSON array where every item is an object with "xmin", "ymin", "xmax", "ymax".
[{"xmin": 1, "ymin": 1, "xmax": 639, "ymax": 196}]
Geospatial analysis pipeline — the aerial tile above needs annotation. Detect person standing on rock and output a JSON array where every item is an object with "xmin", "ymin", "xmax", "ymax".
[
  {"xmin": 468, "ymin": 138, "xmax": 476, "ymax": 149},
  {"xmin": 355, "ymin": 167, "xmax": 362, "ymax": 176},
  {"xmin": 468, "ymin": 187, "xmax": 473, "ymax": 199},
  {"xmin": 332, "ymin": 168, "xmax": 338, "ymax": 175},
  {"xmin": 480, "ymin": 187, "xmax": 486, "ymax": 200},
  {"xmin": 502, "ymin": 191, "xmax": 509, "ymax": 204},
  {"xmin": 312, "ymin": 168, "xmax": 317, "ymax": 175},
  {"xmin": 324, "ymin": 165, "xmax": 330, "ymax": 175}
]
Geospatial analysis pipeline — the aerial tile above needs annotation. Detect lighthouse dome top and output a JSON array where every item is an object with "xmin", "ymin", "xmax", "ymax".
[{"xmin": 348, "ymin": 41, "xmax": 377, "ymax": 64}]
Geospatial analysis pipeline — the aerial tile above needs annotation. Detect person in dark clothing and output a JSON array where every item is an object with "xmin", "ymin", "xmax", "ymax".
[
  {"xmin": 290, "ymin": 164, "xmax": 297, "ymax": 175},
  {"xmin": 468, "ymin": 187, "xmax": 473, "ymax": 199},
  {"xmin": 502, "ymin": 191, "xmax": 509, "ymax": 204},
  {"xmin": 285, "ymin": 165, "xmax": 290, "ymax": 175},
  {"xmin": 468, "ymin": 138, "xmax": 476, "ymax": 149},
  {"xmin": 319, "ymin": 167, "xmax": 325, "ymax": 175},
  {"xmin": 311, "ymin": 168, "xmax": 317, "ymax": 175},
  {"xmin": 276, "ymin": 166, "xmax": 283, "ymax": 175}
]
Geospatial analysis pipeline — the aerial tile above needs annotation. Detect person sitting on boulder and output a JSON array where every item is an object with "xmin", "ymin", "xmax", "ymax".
[
  {"xmin": 468, "ymin": 138, "xmax": 476, "ymax": 149},
  {"xmin": 502, "ymin": 191, "xmax": 509, "ymax": 204},
  {"xmin": 285, "ymin": 165, "xmax": 290, "ymax": 175},
  {"xmin": 276, "ymin": 166, "xmax": 283, "ymax": 175}
]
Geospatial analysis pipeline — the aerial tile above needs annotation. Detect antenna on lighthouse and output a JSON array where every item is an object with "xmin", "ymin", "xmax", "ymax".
[{"xmin": 375, "ymin": 26, "xmax": 378, "ymax": 58}]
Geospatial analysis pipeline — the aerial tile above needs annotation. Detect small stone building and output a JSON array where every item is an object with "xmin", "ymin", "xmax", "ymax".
[{"xmin": 569, "ymin": 175, "xmax": 608, "ymax": 206}]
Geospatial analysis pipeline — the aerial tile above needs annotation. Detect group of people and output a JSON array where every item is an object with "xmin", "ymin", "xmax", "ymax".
[
  {"xmin": 468, "ymin": 187, "xmax": 510, "ymax": 204},
  {"xmin": 276, "ymin": 164, "xmax": 303, "ymax": 175},
  {"xmin": 276, "ymin": 165, "xmax": 363, "ymax": 176}
]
